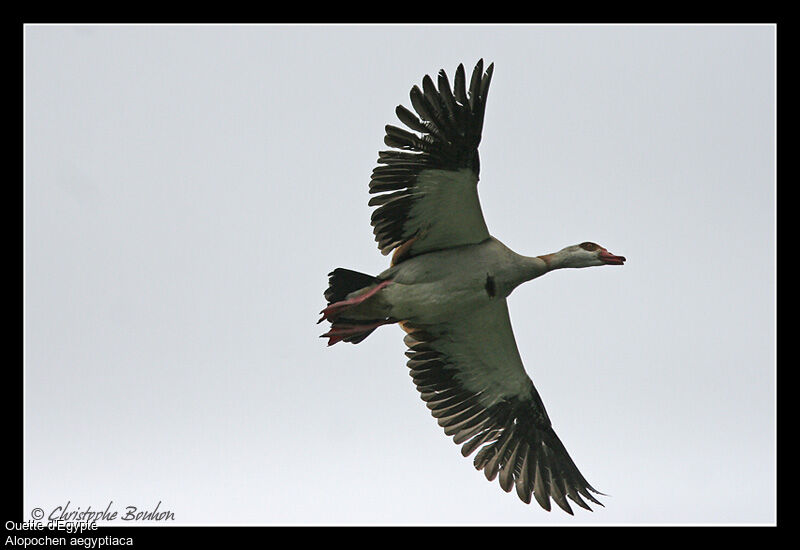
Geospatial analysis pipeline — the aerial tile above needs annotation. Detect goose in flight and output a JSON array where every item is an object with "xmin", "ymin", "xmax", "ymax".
[{"xmin": 319, "ymin": 60, "xmax": 625, "ymax": 514}]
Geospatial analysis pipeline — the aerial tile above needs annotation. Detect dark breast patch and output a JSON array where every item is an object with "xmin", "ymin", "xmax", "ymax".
[{"xmin": 485, "ymin": 274, "xmax": 496, "ymax": 298}]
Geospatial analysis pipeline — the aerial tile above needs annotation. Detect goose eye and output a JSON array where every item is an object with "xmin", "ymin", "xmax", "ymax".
[{"xmin": 579, "ymin": 242, "xmax": 598, "ymax": 251}]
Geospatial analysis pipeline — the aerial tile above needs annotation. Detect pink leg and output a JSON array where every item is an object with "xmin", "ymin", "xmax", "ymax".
[
  {"xmin": 321, "ymin": 319, "xmax": 394, "ymax": 346},
  {"xmin": 317, "ymin": 280, "xmax": 392, "ymax": 323}
]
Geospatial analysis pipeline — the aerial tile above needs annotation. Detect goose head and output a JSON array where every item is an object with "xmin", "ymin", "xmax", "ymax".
[{"xmin": 546, "ymin": 242, "xmax": 626, "ymax": 269}]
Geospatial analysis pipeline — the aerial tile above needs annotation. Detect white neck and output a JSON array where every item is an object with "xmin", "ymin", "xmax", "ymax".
[{"xmin": 513, "ymin": 254, "xmax": 552, "ymax": 286}]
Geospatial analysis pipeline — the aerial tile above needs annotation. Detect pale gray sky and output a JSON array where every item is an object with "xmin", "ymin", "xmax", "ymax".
[{"xmin": 24, "ymin": 24, "xmax": 775, "ymax": 525}]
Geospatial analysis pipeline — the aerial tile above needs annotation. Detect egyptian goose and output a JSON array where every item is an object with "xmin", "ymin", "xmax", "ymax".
[{"xmin": 319, "ymin": 60, "xmax": 625, "ymax": 514}]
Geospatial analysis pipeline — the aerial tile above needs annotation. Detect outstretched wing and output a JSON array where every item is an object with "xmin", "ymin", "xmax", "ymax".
[
  {"xmin": 369, "ymin": 60, "xmax": 494, "ymax": 264},
  {"xmin": 403, "ymin": 300, "xmax": 604, "ymax": 514}
]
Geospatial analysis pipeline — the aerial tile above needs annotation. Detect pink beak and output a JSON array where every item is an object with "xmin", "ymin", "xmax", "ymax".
[{"xmin": 599, "ymin": 250, "xmax": 626, "ymax": 265}]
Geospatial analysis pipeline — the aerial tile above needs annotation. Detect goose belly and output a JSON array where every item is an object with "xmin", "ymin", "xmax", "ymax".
[
  {"xmin": 385, "ymin": 277, "xmax": 490, "ymax": 324},
  {"xmin": 381, "ymin": 240, "xmax": 515, "ymax": 324}
]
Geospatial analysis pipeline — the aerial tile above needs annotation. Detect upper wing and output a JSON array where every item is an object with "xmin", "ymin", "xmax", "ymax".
[
  {"xmin": 369, "ymin": 60, "xmax": 494, "ymax": 264},
  {"xmin": 403, "ymin": 299, "xmax": 604, "ymax": 514}
]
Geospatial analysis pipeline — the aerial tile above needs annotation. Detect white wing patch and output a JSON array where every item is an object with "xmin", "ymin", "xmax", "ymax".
[
  {"xmin": 403, "ymin": 168, "xmax": 490, "ymax": 256},
  {"xmin": 427, "ymin": 299, "xmax": 534, "ymax": 408}
]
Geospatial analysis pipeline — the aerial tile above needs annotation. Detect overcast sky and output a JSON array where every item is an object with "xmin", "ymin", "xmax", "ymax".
[{"xmin": 24, "ymin": 24, "xmax": 775, "ymax": 525}]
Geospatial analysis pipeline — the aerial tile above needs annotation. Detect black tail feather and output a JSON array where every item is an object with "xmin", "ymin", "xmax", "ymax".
[
  {"xmin": 321, "ymin": 268, "xmax": 390, "ymax": 346},
  {"xmin": 324, "ymin": 268, "xmax": 380, "ymax": 304}
]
